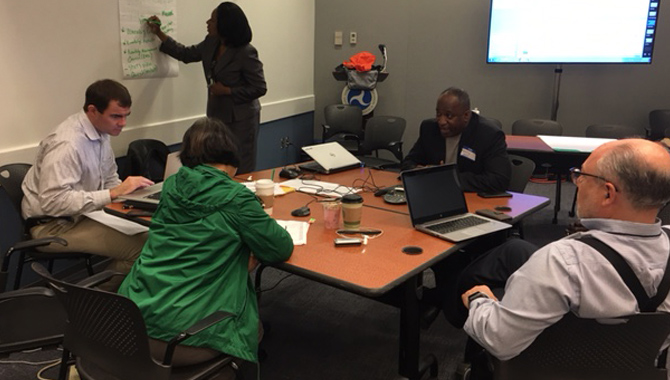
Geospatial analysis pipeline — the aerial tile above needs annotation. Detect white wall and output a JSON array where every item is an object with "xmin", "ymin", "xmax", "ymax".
[{"xmin": 0, "ymin": 0, "xmax": 315, "ymax": 164}]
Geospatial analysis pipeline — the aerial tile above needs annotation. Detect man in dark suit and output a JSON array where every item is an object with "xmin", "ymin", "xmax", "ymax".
[{"xmin": 401, "ymin": 87, "xmax": 511, "ymax": 193}]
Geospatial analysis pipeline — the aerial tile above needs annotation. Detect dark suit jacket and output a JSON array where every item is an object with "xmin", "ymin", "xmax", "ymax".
[
  {"xmin": 401, "ymin": 113, "xmax": 511, "ymax": 192},
  {"xmin": 160, "ymin": 36, "xmax": 267, "ymax": 124}
]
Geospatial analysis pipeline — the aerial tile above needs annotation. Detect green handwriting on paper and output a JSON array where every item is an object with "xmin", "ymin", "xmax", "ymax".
[
  {"xmin": 124, "ymin": 61, "xmax": 159, "ymax": 78},
  {"xmin": 120, "ymin": 6, "xmax": 176, "ymax": 78}
]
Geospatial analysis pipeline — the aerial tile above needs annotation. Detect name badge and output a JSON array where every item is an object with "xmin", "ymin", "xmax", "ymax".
[{"xmin": 460, "ymin": 147, "xmax": 477, "ymax": 161}]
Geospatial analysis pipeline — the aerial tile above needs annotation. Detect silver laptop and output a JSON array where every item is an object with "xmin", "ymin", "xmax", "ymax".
[
  {"xmin": 401, "ymin": 164, "xmax": 511, "ymax": 242},
  {"xmin": 299, "ymin": 142, "xmax": 362, "ymax": 174},
  {"xmin": 117, "ymin": 151, "xmax": 182, "ymax": 207}
]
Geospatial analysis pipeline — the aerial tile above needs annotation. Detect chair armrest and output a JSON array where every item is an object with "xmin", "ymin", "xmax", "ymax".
[
  {"xmin": 0, "ymin": 286, "xmax": 54, "ymax": 301},
  {"xmin": 322, "ymin": 124, "xmax": 331, "ymax": 142},
  {"xmin": 341, "ymin": 133, "xmax": 361, "ymax": 141},
  {"xmin": 388, "ymin": 141, "xmax": 404, "ymax": 161},
  {"xmin": 163, "ymin": 310, "xmax": 236, "ymax": 365},
  {"xmin": 10, "ymin": 237, "xmax": 67, "ymax": 254},
  {"xmin": 3, "ymin": 237, "xmax": 68, "ymax": 273},
  {"xmin": 76, "ymin": 270, "xmax": 125, "ymax": 288}
]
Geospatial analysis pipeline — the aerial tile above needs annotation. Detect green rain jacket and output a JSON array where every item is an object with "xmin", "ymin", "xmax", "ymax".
[{"xmin": 118, "ymin": 164, "xmax": 293, "ymax": 362}]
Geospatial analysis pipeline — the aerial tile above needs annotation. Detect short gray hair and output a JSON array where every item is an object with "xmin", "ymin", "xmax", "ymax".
[
  {"xmin": 597, "ymin": 141, "xmax": 670, "ymax": 209},
  {"xmin": 441, "ymin": 87, "xmax": 471, "ymax": 111}
]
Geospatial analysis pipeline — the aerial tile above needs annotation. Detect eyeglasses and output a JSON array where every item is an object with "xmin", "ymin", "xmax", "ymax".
[{"xmin": 569, "ymin": 167, "xmax": 618, "ymax": 192}]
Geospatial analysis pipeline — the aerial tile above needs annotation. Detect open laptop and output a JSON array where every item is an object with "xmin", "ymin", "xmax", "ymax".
[
  {"xmin": 401, "ymin": 164, "xmax": 511, "ymax": 242},
  {"xmin": 117, "ymin": 151, "xmax": 182, "ymax": 209},
  {"xmin": 299, "ymin": 142, "xmax": 362, "ymax": 174}
]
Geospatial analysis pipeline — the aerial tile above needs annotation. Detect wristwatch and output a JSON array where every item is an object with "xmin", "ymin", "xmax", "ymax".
[{"xmin": 467, "ymin": 291, "xmax": 489, "ymax": 306}]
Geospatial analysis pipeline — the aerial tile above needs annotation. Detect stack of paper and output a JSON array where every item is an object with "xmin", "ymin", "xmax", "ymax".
[{"xmin": 275, "ymin": 220, "xmax": 310, "ymax": 245}]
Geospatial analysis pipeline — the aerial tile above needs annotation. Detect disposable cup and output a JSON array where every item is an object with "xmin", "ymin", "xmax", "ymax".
[
  {"xmin": 322, "ymin": 200, "xmax": 341, "ymax": 229},
  {"xmin": 255, "ymin": 179, "xmax": 275, "ymax": 215},
  {"xmin": 341, "ymin": 194, "xmax": 363, "ymax": 229}
]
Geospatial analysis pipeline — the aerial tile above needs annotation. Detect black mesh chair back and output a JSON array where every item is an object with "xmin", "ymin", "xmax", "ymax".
[
  {"xmin": 324, "ymin": 104, "xmax": 364, "ymax": 137},
  {"xmin": 493, "ymin": 312, "xmax": 670, "ymax": 380},
  {"xmin": 359, "ymin": 115, "xmax": 406, "ymax": 161},
  {"xmin": 585, "ymin": 124, "xmax": 642, "ymax": 139},
  {"xmin": 507, "ymin": 155, "xmax": 536, "ymax": 193},
  {"xmin": 649, "ymin": 110, "xmax": 670, "ymax": 141},
  {"xmin": 322, "ymin": 104, "xmax": 364, "ymax": 154},
  {"xmin": 0, "ymin": 164, "xmax": 94, "ymax": 290},
  {"xmin": 126, "ymin": 139, "xmax": 170, "ymax": 182},
  {"xmin": 0, "ymin": 286, "xmax": 66, "ymax": 357},
  {"xmin": 0, "ymin": 163, "xmax": 31, "ymax": 216},
  {"xmin": 0, "ymin": 165, "xmax": 30, "ymax": 288},
  {"xmin": 480, "ymin": 116, "xmax": 503, "ymax": 129},
  {"xmin": 32, "ymin": 262, "xmax": 172, "ymax": 380},
  {"xmin": 511, "ymin": 119, "xmax": 563, "ymax": 136}
]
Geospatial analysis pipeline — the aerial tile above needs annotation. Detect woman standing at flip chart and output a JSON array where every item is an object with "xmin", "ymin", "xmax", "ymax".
[{"xmin": 147, "ymin": 2, "xmax": 266, "ymax": 174}]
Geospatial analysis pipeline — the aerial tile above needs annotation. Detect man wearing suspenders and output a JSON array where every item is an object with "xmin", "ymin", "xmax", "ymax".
[{"xmin": 448, "ymin": 138, "xmax": 670, "ymax": 377}]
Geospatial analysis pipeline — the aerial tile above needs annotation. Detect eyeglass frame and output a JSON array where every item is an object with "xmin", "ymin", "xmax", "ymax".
[{"xmin": 569, "ymin": 167, "xmax": 618, "ymax": 192}]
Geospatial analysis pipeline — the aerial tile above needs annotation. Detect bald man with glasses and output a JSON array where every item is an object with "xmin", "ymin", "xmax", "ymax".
[{"xmin": 442, "ymin": 138, "xmax": 670, "ymax": 379}]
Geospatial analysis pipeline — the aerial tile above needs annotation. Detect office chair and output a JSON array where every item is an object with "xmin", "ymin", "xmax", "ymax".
[
  {"xmin": 357, "ymin": 115, "xmax": 406, "ymax": 169},
  {"xmin": 322, "ymin": 104, "xmax": 364, "ymax": 155},
  {"xmin": 648, "ymin": 110, "xmax": 670, "ymax": 141},
  {"xmin": 507, "ymin": 155, "xmax": 536, "ymax": 193},
  {"xmin": 511, "ymin": 119, "xmax": 563, "ymax": 137},
  {"xmin": 0, "ymin": 253, "xmax": 66, "ymax": 357},
  {"xmin": 506, "ymin": 155, "xmax": 535, "ymax": 238},
  {"xmin": 31, "ymin": 262, "xmax": 238, "ymax": 380},
  {"xmin": 480, "ymin": 116, "xmax": 503, "ymax": 130},
  {"xmin": 493, "ymin": 312, "xmax": 670, "ymax": 380},
  {"xmin": 0, "ymin": 163, "xmax": 94, "ymax": 290},
  {"xmin": 511, "ymin": 118, "xmax": 564, "ymax": 180},
  {"xmin": 126, "ymin": 139, "xmax": 171, "ymax": 182}
]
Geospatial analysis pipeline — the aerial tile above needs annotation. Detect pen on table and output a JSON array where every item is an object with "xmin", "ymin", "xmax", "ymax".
[{"xmin": 271, "ymin": 168, "xmax": 276, "ymax": 181}]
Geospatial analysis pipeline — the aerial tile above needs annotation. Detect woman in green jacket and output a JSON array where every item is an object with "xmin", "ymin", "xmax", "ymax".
[{"xmin": 118, "ymin": 117, "xmax": 293, "ymax": 373}]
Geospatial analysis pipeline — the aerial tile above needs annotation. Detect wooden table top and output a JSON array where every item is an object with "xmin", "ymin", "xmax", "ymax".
[
  {"xmin": 107, "ymin": 167, "xmax": 550, "ymax": 297},
  {"xmin": 239, "ymin": 167, "xmax": 549, "ymax": 296}
]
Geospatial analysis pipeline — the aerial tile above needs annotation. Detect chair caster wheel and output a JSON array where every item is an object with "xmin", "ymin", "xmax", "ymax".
[{"xmin": 455, "ymin": 362, "xmax": 471, "ymax": 380}]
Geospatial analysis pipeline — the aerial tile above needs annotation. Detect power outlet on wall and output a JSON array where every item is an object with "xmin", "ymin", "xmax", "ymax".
[
  {"xmin": 280, "ymin": 136, "xmax": 291, "ymax": 149},
  {"xmin": 349, "ymin": 31, "xmax": 357, "ymax": 44}
]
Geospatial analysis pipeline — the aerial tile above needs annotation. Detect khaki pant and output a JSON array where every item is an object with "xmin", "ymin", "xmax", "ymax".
[{"xmin": 31, "ymin": 217, "xmax": 147, "ymax": 287}]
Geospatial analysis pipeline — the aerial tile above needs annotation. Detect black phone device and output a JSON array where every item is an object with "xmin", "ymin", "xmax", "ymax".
[{"xmin": 334, "ymin": 237, "xmax": 363, "ymax": 246}]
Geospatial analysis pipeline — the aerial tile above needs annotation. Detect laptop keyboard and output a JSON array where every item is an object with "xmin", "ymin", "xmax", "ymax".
[
  {"xmin": 145, "ymin": 191, "xmax": 162, "ymax": 200},
  {"xmin": 426, "ymin": 215, "xmax": 487, "ymax": 234}
]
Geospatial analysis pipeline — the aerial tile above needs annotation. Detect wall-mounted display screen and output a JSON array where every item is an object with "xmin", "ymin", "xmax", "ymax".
[{"xmin": 486, "ymin": 0, "xmax": 660, "ymax": 63}]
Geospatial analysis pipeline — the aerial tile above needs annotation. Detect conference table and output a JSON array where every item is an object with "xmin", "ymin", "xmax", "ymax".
[
  {"xmin": 506, "ymin": 135, "xmax": 600, "ymax": 224},
  {"xmin": 106, "ymin": 166, "xmax": 550, "ymax": 380}
]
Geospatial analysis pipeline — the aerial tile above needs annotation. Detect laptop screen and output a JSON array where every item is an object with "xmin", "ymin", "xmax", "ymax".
[{"xmin": 402, "ymin": 164, "xmax": 469, "ymax": 226}]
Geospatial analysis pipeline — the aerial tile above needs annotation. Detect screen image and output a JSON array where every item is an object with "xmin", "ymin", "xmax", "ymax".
[{"xmin": 487, "ymin": 0, "xmax": 660, "ymax": 63}]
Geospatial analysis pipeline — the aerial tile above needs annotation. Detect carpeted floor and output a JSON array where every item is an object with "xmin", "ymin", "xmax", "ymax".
[{"xmin": 0, "ymin": 180, "xmax": 578, "ymax": 380}]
